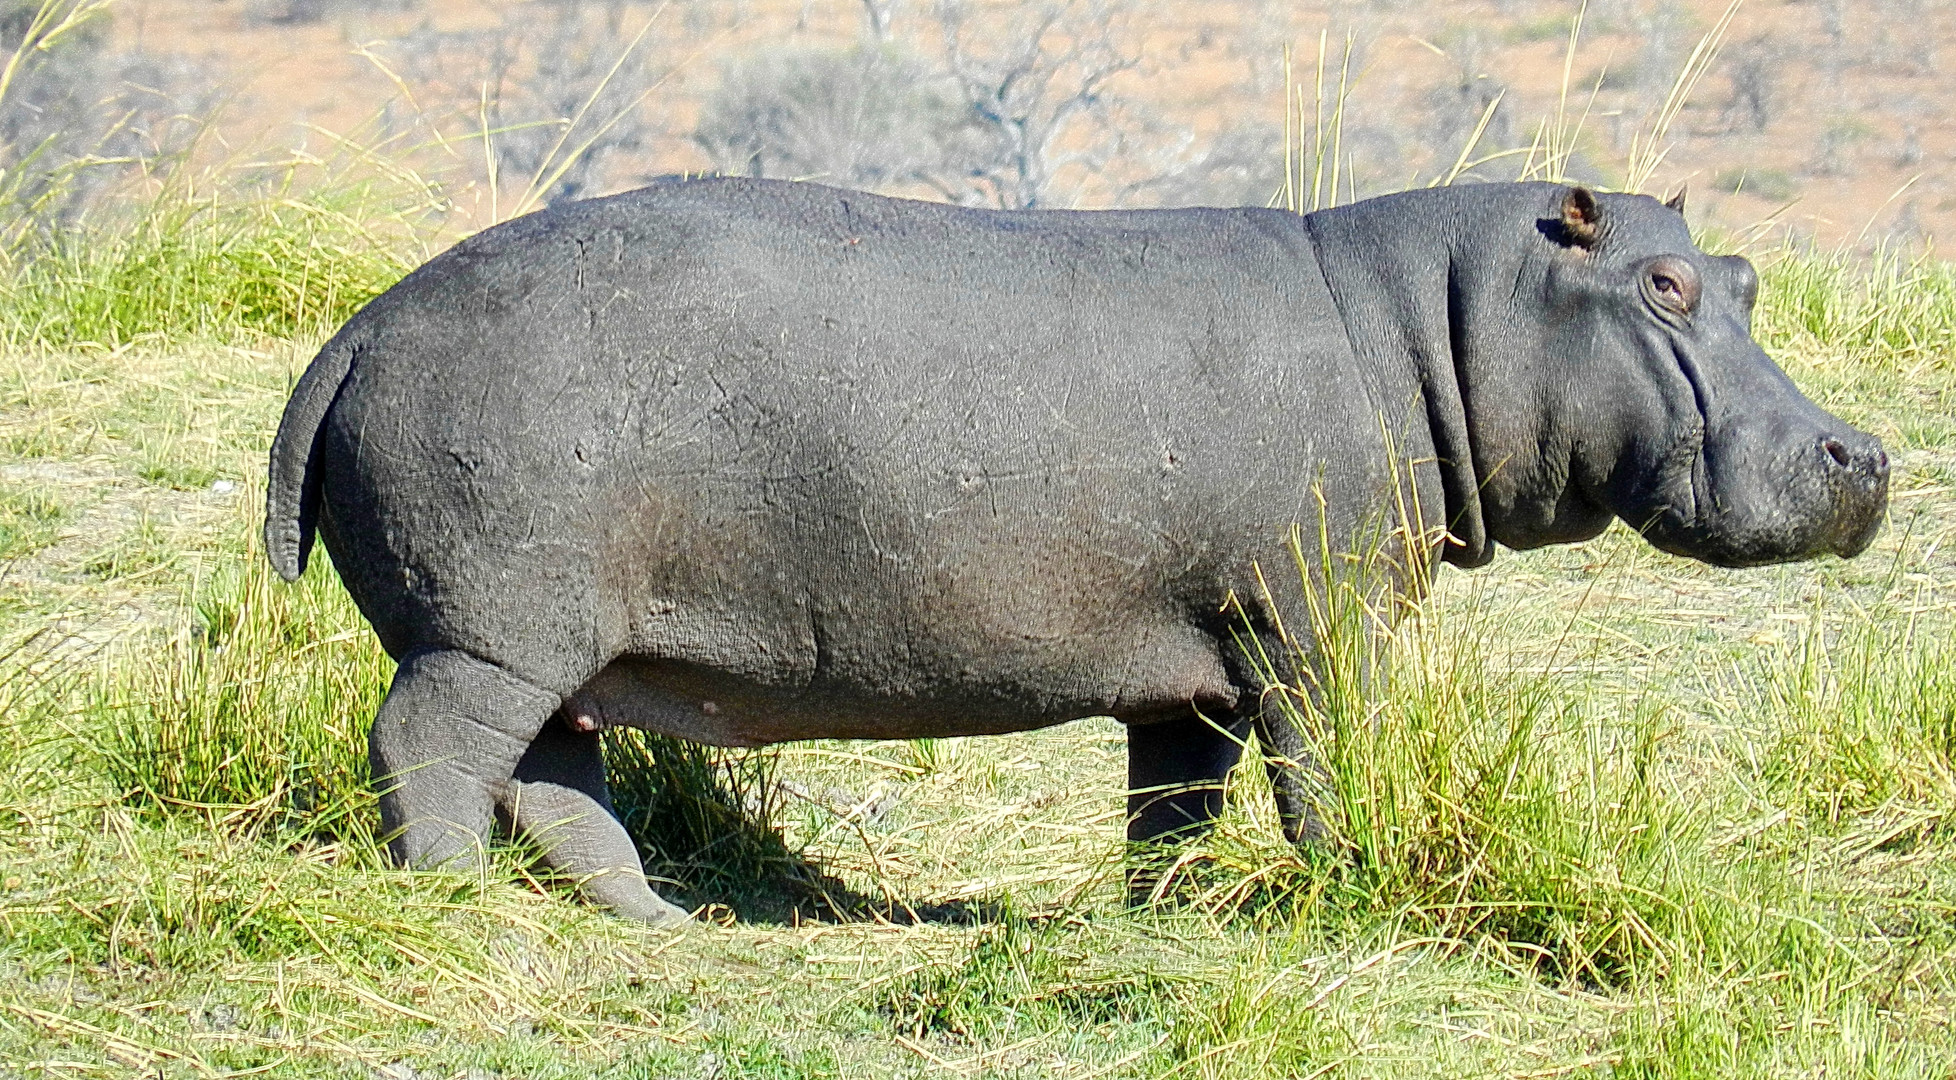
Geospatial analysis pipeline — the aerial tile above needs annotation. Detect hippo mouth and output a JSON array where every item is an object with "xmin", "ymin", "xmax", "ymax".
[
  {"xmin": 1674, "ymin": 338, "xmax": 1716, "ymax": 538},
  {"xmin": 1614, "ymin": 327, "xmax": 1888, "ymax": 567},
  {"xmin": 1635, "ymin": 422, "xmax": 1888, "ymax": 568},
  {"xmin": 1630, "ymin": 426, "xmax": 1713, "ymax": 558}
]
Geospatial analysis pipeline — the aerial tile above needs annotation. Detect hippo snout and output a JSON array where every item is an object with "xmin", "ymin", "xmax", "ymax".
[
  {"xmin": 1632, "ymin": 411, "xmax": 1889, "ymax": 569},
  {"xmin": 1817, "ymin": 429, "xmax": 1889, "ymax": 558}
]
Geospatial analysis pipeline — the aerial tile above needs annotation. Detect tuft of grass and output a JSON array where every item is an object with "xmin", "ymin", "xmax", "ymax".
[
  {"xmin": 0, "ymin": 797, "xmax": 691, "ymax": 1072},
  {"xmin": 602, "ymin": 726, "xmax": 818, "ymax": 916},
  {"xmin": 1750, "ymin": 604, "xmax": 1956, "ymax": 826},
  {"xmin": 1754, "ymin": 245, "xmax": 1956, "ymax": 375},
  {"xmin": 1265, "ymin": 547, "xmax": 1678, "ymax": 981},
  {"xmin": 903, "ymin": 736, "xmax": 958, "ymax": 774},
  {"xmin": 0, "ymin": 177, "xmax": 433, "ymax": 350},
  {"xmin": 880, "ymin": 912, "xmax": 1177, "ymax": 1043},
  {"xmin": 0, "ymin": 479, "xmax": 63, "ymax": 558},
  {"xmin": 1155, "ymin": 938, "xmax": 1365, "ymax": 1079},
  {"xmin": 136, "ymin": 455, "xmax": 222, "ymax": 491},
  {"xmin": 1171, "ymin": 500, "xmax": 1828, "ymax": 991},
  {"xmin": 95, "ymin": 491, "xmax": 390, "ymax": 841}
]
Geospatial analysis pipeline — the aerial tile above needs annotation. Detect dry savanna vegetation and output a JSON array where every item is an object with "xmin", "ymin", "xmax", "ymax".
[{"xmin": 4, "ymin": 0, "xmax": 1956, "ymax": 1077}]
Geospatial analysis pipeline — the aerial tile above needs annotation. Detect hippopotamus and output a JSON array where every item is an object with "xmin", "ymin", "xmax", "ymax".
[{"xmin": 265, "ymin": 177, "xmax": 1887, "ymax": 925}]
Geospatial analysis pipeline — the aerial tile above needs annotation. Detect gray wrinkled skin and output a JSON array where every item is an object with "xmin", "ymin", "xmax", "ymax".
[{"xmin": 265, "ymin": 178, "xmax": 1887, "ymax": 923}]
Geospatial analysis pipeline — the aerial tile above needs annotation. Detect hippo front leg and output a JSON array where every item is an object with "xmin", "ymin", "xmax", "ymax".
[
  {"xmin": 1125, "ymin": 708, "xmax": 1253, "ymax": 901},
  {"xmin": 1254, "ymin": 707, "xmax": 1329, "ymax": 845},
  {"xmin": 504, "ymin": 721, "xmax": 691, "ymax": 926}
]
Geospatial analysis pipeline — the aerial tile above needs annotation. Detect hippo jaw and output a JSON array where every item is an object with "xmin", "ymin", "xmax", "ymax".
[
  {"xmin": 1303, "ymin": 181, "xmax": 1886, "ymax": 572},
  {"xmin": 1621, "ymin": 337, "xmax": 1889, "ymax": 567}
]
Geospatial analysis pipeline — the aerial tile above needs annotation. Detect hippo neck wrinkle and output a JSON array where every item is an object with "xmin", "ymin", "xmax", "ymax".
[{"xmin": 1304, "ymin": 196, "xmax": 1492, "ymax": 568}]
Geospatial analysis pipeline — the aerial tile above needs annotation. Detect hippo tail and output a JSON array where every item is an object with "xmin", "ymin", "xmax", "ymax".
[{"xmin": 264, "ymin": 339, "xmax": 355, "ymax": 582}]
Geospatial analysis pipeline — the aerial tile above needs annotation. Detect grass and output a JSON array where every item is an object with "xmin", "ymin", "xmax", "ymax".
[
  {"xmin": 2, "ymin": 39, "xmax": 1955, "ymax": 1075},
  {"xmin": 1756, "ymin": 247, "xmax": 1956, "ymax": 376},
  {"xmin": 0, "ymin": 480, "xmax": 64, "ymax": 560},
  {"xmin": 0, "ymin": 170, "xmax": 437, "ymax": 351},
  {"xmin": 2, "ymin": 253, "xmax": 1954, "ymax": 1076},
  {"xmin": 0, "ymin": 0, "xmax": 442, "ymax": 351},
  {"xmin": 94, "ymin": 512, "xmax": 388, "ymax": 842}
]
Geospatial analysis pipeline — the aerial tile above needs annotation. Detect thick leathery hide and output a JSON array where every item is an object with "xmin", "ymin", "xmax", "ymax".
[
  {"xmin": 274, "ymin": 177, "xmax": 1883, "ymax": 749},
  {"xmin": 300, "ymin": 178, "xmax": 1395, "ymax": 738}
]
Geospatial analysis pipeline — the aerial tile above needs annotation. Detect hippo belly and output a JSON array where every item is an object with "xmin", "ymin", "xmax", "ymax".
[{"xmin": 562, "ymin": 611, "xmax": 1242, "ymax": 748}]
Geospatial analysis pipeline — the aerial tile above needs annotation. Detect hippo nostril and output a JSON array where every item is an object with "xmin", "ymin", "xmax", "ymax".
[
  {"xmin": 1823, "ymin": 438, "xmax": 1851, "ymax": 469},
  {"xmin": 1875, "ymin": 449, "xmax": 1890, "ymax": 476}
]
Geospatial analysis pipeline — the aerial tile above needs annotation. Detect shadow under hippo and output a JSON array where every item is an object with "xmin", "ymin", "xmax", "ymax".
[{"xmin": 264, "ymin": 177, "xmax": 1887, "ymax": 924}]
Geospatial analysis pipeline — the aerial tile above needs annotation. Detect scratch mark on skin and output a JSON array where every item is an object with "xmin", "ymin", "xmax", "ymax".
[
  {"xmin": 858, "ymin": 505, "xmax": 890, "ymax": 562},
  {"xmin": 538, "ymin": 369, "xmax": 577, "ymax": 426}
]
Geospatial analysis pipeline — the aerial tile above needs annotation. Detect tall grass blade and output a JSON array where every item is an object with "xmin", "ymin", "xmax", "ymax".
[{"xmin": 1624, "ymin": 0, "xmax": 1741, "ymax": 193}]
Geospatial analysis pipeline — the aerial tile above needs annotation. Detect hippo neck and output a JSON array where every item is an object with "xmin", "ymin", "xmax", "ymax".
[{"xmin": 1303, "ymin": 185, "xmax": 1556, "ymax": 569}]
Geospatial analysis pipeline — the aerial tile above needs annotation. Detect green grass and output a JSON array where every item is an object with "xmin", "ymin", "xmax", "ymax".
[
  {"xmin": 2, "ymin": 172, "xmax": 1956, "ymax": 1076},
  {"xmin": 95, "ymin": 515, "xmax": 388, "ymax": 840},
  {"xmin": 0, "ymin": 480, "xmax": 64, "ymax": 559},
  {"xmin": 1757, "ymin": 245, "xmax": 1956, "ymax": 377},
  {"xmin": 0, "ymin": 179, "xmax": 434, "ymax": 350}
]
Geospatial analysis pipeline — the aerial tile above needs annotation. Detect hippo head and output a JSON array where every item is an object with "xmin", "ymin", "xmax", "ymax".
[{"xmin": 1464, "ymin": 186, "xmax": 1888, "ymax": 568}]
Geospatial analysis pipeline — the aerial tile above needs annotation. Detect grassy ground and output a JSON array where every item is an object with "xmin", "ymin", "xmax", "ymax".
[{"xmin": 3, "ymin": 233, "xmax": 1956, "ymax": 1078}]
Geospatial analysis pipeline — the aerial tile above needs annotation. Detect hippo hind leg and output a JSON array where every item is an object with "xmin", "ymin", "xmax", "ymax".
[
  {"xmin": 369, "ymin": 648, "xmax": 561, "ymax": 873},
  {"xmin": 503, "ymin": 721, "xmax": 691, "ymax": 926}
]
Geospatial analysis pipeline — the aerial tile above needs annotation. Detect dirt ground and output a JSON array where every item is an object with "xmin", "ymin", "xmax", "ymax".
[{"xmin": 99, "ymin": 0, "xmax": 1956, "ymax": 248}]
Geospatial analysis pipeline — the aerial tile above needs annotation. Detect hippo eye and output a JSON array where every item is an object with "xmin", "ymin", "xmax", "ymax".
[{"xmin": 1643, "ymin": 256, "xmax": 1701, "ymax": 315}]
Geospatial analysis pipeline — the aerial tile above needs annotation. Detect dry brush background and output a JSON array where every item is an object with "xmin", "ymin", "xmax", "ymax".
[{"xmin": 4, "ymin": 0, "xmax": 1956, "ymax": 1077}]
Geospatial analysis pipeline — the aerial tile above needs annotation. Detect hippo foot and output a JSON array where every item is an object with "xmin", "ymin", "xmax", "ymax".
[
  {"xmin": 634, "ymin": 894, "xmax": 695, "ymax": 928},
  {"xmin": 577, "ymin": 867, "xmax": 693, "ymax": 927},
  {"xmin": 501, "ymin": 721, "xmax": 695, "ymax": 926}
]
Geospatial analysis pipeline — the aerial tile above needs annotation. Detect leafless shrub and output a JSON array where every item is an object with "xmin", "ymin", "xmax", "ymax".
[
  {"xmin": 922, "ymin": 0, "xmax": 1145, "ymax": 209},
  {"xmin": 1897, "ymin": 123, "xmax": 1925, "ymax": 169},
  {"xmin": 240, "ymin": 0, "xmax": 417, "ymax": 29},
  {"xmin": 858, "ymin": 0, "xmax": 899, "ymax": 41},
  {"xmin": 696, "ymin": 0, "xmax": 1249, "ymax": 211},
  {"xmin": 682, "ymin": 0, "xmax": 749, "ymax": 38},
  {"xmin": 1821, "ymin": 0, "xmax": 1848, "ymax": 48},
  {"xmin": 1121, "ymin": 121, "xmax": 1278, "ymax": 208},
  {"xmin": 1721, "ymin": 34, "xmax": 1778, "ymax": 134},
  {"xmin": 1887, "ymin": 199, "xmax": 1927, "ymax": 246},
  {"xmin": 1808, "ymin": 117, "xmax": 1871, "ymax": 178},
  {"xmin": 387, "ymin": 0, "xmax": 669, "ymax": 206},
  {"xmin": 694, "ymin": 46, "xmax": 947, "ymax": 190},
  {"xmin": 1711, "ymin": 165, "xmax": 1797, "ymax": 201},
  {"xmin": 1598, "ymin": 1, "xmax": 1695, "ymax": 95},
  {"xmin": 1880, "ymin": 92, "xmax": 1929, "ymax": 173},
  {"xmin": 1422, "ymin": 30, "xmax": 1515, "ymax": 176},
  {"xmin": 1869, "ymin": 0, "xmax": 1936, "ymax": 74}
]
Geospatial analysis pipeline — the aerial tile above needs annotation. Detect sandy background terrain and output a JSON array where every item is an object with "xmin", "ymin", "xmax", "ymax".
[{"xmin": 89, "ymin": 0, "xmax": 1956, "ymax": 247}]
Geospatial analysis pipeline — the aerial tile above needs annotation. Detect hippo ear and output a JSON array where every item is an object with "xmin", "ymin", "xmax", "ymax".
[
  {"xmin": 1664, "ymin": 186, "xmax": 1688, "ymax": 214},
  {"xmin": 1559, "ymin": 187, "xmax": 1602, "ymax": 249}
]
